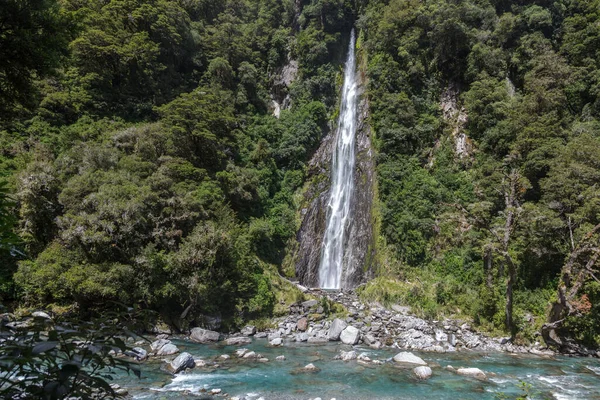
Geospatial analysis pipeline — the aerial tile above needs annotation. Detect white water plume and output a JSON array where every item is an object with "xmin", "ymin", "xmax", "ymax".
[{"xmin": 319, "ymin": 31, "xmax": 357, "ymax": 289}]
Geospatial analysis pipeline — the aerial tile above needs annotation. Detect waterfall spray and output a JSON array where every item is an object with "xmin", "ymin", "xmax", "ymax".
[{"xmin": 319, "ymin": 31, "xmax": 358, "ymax": 289}]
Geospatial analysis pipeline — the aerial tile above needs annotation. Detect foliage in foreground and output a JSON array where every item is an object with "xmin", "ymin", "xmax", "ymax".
[{"xmin": 0, "ymin": 308, "xmax": 146, "ymax": 399}]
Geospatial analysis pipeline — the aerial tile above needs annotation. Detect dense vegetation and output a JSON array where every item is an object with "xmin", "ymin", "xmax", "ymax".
[
  {"xmin": 0, "ymin": 0, "xmax": 352, "ymax": 329},
  {"xmin": 1, "ymin": 0, "xmax": 600, "ymax": 349},
  {"xmin": 360, "ymin": 0, "xmax": 600, "ymax": 346}
]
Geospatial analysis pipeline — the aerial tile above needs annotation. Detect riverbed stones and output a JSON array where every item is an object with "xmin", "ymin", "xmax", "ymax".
[
  {"xmin": 340, "ymin": 326, "xmax": 360, "ymax": 345},
  {"xmin": 413, "ymin": 366, "xmax": 432, "ymax": 380},
  {"xmin": 190, "ymin": 328, "xmax": 220, "ymax": 343},
  {"xmin": 307, "ymin": 335, "xmax": 328, "ymax": 343},
  {"xmin": 169, "ymin": 352, "xmax": 195, "ymax": 373},
  {"xmin": 270, "ymin": 338, "xmax": 283, "ymax": 346},
  {"xmin": 276, "ymin": 355, "xmax": 286, "ymax": 361},
  {"xmin": 235, "ymin": 348, "xmax": 248, "ymax": 357},
  {"xmin": 297, "ymin": 317, "xmax": 308, "ymax": 331},
  {"xmin": 150, "ymin": 339, "xmax": 170, "ymax": 352},
  {"xmin": 339, "ymin": 350, "xmax": 357, "ymax": 361},
  {"xmin": 157, "ymin": 343, "xmax": 179, "ymax": 356},
  {"xmin": 296, "ymin": 332, "xmax": 309, "ymax": 342},
  {"xmin": 328, "ymin": 318, "xmax": 348, "ymax": 341},
  {"xmin": 302, "ymin": 363, "xmax": 320, "ymax": 372},
  {"xmin": 392, "ymin": 352, "xmax": 427, "ymax": 366},
  {"xmin": 456, "ymin": 367, "xmax": 487, "ymax": 380},
  {"xmin": 243, "ymin": 351, "xmax": 256, "ymax": 359},
  {"xmin": 127, "ymin": 347, "xmax": 147, "ymax": 361},
  {"xmin": 241, "ymin": 325, "xmax": 257, "ymax": 336},
  {"xmin": 226, "ymin": 337, "xmax": 252, "ymax": 346}
]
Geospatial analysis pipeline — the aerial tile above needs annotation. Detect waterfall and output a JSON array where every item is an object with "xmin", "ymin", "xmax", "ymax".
[{"xmin": 319, "ymin": 31, "xmax": 358, "ymax": 289}]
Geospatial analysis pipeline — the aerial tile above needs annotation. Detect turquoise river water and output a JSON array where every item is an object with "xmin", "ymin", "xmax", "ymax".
[{"xmin": 115, "ymin": 338, "xmax": 600, "ymax": 400}]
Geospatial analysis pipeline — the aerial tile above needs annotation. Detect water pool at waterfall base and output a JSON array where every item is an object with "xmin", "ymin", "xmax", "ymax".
[{"xmin": 115, "ymin": 339, "xmax": 600, "ymax": 400}]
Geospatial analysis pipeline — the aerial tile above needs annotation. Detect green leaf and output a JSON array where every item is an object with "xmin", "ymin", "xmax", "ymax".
[{"xmin": 32, "ymin": 341, "xmax": 58, "ymax": 355}]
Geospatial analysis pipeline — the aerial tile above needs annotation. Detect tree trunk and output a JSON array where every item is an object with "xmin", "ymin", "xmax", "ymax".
[{"xmin": 504, "ymin": 253, "xmax": 517, "ymax": 334}]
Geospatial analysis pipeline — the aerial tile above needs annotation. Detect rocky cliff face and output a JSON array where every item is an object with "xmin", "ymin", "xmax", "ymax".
[{"xmin": 294, "ymin": 71, "xmax": 376, "ymax": 289}]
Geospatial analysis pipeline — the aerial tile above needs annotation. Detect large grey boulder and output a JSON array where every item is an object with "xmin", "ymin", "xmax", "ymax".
[
  {"xmin": 269, "ymin": 338, "xmax": 283, "ymax": 346},
  {"xmin": 413, "ymin": 366, "xmax": 433, "ymax": 380},
  {"xmin": 169, "ymin": 352, "xmax": 195, "ymax": 373},
  {"xmin": 392, "ymin": 352, "xmax": 427, "ymax": 366},
  {"xmin": 226, "ymin": 337, "xmax": 252, "ymax": 346},
  {"xmin": 340, "ymin": 326, "xmax": 360, "ymax": 345},
  {"xmin": 190, "ymin": 328, "xmax": 220, "ymax": 343},
  {"xmin": 328, "ymin": 318, "xmax": 348, "ymax": 341},
  {"xmin": 156, "ymin": 343, "xmax": 179, "ymax": 356},
  {"xmin": 456, "ymin": 367, "xmax": 487, "ymax": 380},
  {"xmin": 150, "ymin": 339, "xmax": 171, "ymax": 352}
]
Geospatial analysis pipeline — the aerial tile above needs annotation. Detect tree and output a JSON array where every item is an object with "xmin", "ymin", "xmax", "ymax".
[
  {"xmin": 0, "ymin": 0, "xmax": 72, "ymax": 122},
  {"xmin": 542, "ymin": 223, "xmax": 600, "ymax": 348}
]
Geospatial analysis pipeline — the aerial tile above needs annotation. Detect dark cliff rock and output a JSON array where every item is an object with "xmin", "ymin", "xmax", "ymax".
[{"xmin": 294, "ymin": 69, "xmax": 376, "ymax": 289}]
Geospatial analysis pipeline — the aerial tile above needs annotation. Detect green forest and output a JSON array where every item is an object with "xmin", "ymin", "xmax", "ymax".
[{"xmin": 1, "ymin": 0, "xmax": 600, "ymax": 350}]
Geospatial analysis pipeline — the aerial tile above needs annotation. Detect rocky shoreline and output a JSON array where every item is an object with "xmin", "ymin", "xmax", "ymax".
[{"xmin": 145, "ymin": 287, "xmax": 600, "ymax": 360}]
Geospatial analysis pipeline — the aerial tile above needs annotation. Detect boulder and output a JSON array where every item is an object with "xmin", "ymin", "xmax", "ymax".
[
  {"xmin": 392, "ymin": 352, "xmax": 427, "ymax": 366},
  {"xmin": 169, "ymin": 352, "xmax": 195, "ymax": 373},
  {"xmin": 127, "ymin": 347, "xmax": 147, "ymax": 361},
  {"xmin": 302, "ymin": 363, "xmax": 319, "ymax": 372},
  {"xmin": 413, "ymin": 366, "xmax": 432, "ymax": 380},
  {"xmin": 276, "ymin": 355, "xmax": 286, "ymax": 361},
  {"xmin": 194, "ymin": 359, "xmax": 207, "ymax": 367},
  {"xmin": 297, "ymin": 317, "xmax": 308, "ymax": 332},
  {"xmin": 369, "ymin": 341, "xmax": 382, "ymax": 350},
  {"xmin": 32, "ymin": 311, "xmax": 51, "ymax": 319},
  {"xmin": 267, "ymin": 332, "xmax": 281, "ymax": 341},
  {"xmin": 241, "ymin": 325, "xmax": 256, "ymax": 336},
  {"xmin": 226, "ymin": 337, "xmax": 252, "ymax": 346},
  {"xmin": 235, "ymin": 348, "xmax": 248, "ymax": 357},
  {"xmin": 357, "ymin": 353, "xmax": 371, "ymax": 362},
  {"xmin": 269, "ymin": 338, "xmax": 283, "ymax": 346},
  {"xmin": 363, "ymin": 334, "xmax": 376, "ymax": 345},
  {"xmin": 296, "ymin": 332, "xmax": 309, "ymax": 342},
  {"xmin": 243, "ymin": 351, "xmax": 256, "ymax": 359},
  {"xmin": 156, "ymin": 343, "xmax": 179, "ymax": 356},
  {"xmin": 220, "ymin": 354, "xmax": 230, "ymax": 359},
  {"xmin": 255, "ymin": 332, "xmax": 267, "ymax": 338},
  {"xmin": 307, "ymin": 336, "xmax": 328, "ymax": 343},
  {"xmin": 302, "ymin": 299, "xmax": 319, "ymax": 309},
  {"xmin": 328, "ymin": 318, "xmax": 348, "ymax": 341},
  {"xmin": 456, "ymin": 367, "xmax": 487, "ymax": 380},
  {"xmin": 190, "ymin": 328, "xmax": 220, "ymax": 343},
  {"xmin": 340, "ymin": 326, "xmax": 360, "ymax": 345},
  {"xmin": 340, "ymin": 350, "xmax": 357, "ymax": 361},
  {"xmin": 150, "ymin": 339, "xmax": 171, "ymax": 352}
]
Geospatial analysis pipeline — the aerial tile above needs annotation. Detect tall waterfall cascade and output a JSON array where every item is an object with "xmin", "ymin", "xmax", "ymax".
[{"xmin": 319, "ymin": 31, "xmax": 358, "ymax": 289}]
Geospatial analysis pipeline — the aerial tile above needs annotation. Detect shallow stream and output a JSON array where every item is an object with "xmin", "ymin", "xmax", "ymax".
[{"xmin": 114, "ymin": 339, "xmax": 600, "ymax": 399}]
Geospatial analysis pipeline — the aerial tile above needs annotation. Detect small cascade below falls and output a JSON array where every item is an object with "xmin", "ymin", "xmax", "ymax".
[{"xmin": 319, "ymin": 31, "xmax": 358, "ymax": 289}]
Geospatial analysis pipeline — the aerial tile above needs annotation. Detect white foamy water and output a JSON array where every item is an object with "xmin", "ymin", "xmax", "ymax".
[{"xmin": 319, "ymin": 30, "xmax": 358, "ymax": 289}]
